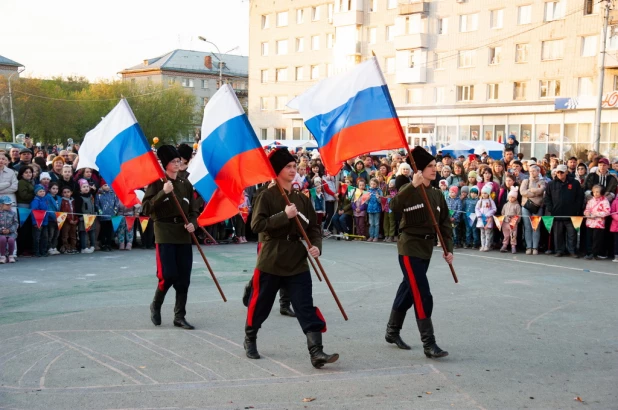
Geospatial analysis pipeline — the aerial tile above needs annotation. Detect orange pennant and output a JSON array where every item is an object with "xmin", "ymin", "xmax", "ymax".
[
  {"xmin": 125, "ymin": 216, "xmax": 137, "ymax": 231},
  {"xmin": 570, "ymin": 216, "xmax": 584, "ymax": 231},
  {"xmin": 509, "ymin": 215, "xmax": 520, "ymax": 229},
  {"xmin": 239, "ymin": 206, "xmax": 249, "ymax": 224},
  {"xmin": 55, "ymin": 212, "xmax": 67, "ymax": 230},
  {"xmin": 32, "ymin": 210, "xmax": 46, "ymax": 228},
  {"xmin": 530, "ymin": 215, "xmax": 541, "ymax": 231},
  {"xmin": 139, "ymin": 217, "xmax": 150, "ymax": 232},
  {"xmin": 84, "ymin": 215, "xmax": 96, "ymax": 232},
  {"xmin": 493, "ymin": 215, "xmax": 504, "ymax": 230}
]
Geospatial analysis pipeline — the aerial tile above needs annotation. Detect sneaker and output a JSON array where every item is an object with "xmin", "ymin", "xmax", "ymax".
[
  {"xmin": 584, "ymin": 254, "xmax": 593, "ymax": 260},
  {"xmin": 500, "ymin": 246, "xmax": 508, "ymax": 253},
  {"xmin": 545, "ymin": 250, "xmax": 554, "ymax": 255},
  {"xmin": 126, "ymin": 243, "xmax": 132, "ymax": 251},
  {"xmin": 595, "ymin": 255, "xmax": 608, "ymax": 260},
  {"xmin": 525, "ymin": 249, "xmax": 532, "ymax": 255},
  {"xmin": 119, "ymin": 243, "xmax": 125, "ymax": 250},
  {"xmin": 512, "ymin": 246, "xmax": 517, "ymax": 254},
  {"xmin": 88, "ymin": 246, "xmax": 95, "ymax": 253},
  {"xmin": 532, "ymin": 249, "xmax": 538, "ymax": 255},
  {"xmin": 51, "ymin": 248, "xmax": 60, "ymax": 255},
  {"xmin": 0, "ymin": 256, "xmax": 5, "ymax": 264},
  {"xmin": 8, "ymin": 255, "xmax": 16, "ymax": 263},
  {"xmin": 613, "ymin": 257, "xmax": 618, "ymax": 262}
]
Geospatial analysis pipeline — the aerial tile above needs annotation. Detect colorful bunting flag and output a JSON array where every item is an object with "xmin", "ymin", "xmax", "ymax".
[
  {"xmin": 467, "ymin": 213, "xmax": 477, "ymax": 227},
  {"xmin": 139, "ymin": 217, "xmax": 150, "ymax": 232},
  {"xmin": 360, "ymin": 192, "xmax": 371, "ymax": 205},
  {"xmin": 509, "ymin": 215, "xmax": 520, "ymax": 229},
  {"xmin": 125, "ymin": 216, "xmax": 137, "ymax": 232},
  {"xmin": 309, "ymin": 188, "xmax": 317, "ymax": 199},
  {"xmin": 481, "ymin": 215, "xmax": 487, "ymax": 227},
  {"xmin": 111, "ymin": 216, "xmax": 124, "ymax": 233},
  {"xmin": 449, "ymin": 210, "xmax": 455, "ymax": 218},
  {"xmin": 84, "ymin": 215, "xmax": 96, "ymax": 232},
  {"xmin": 17, "ymin": 208, "xmax": 31, "ymax": 227},
  {"xmin": 380, "ymin": 197, "xmax": 389, "ymax": 211},
  {"xmin": 493, "ymin": 215, "xmax": 504, "ymax": 230},
  {"xmin": 339, "ymin": 183, "xmax": 348, "ymax": 196},
  {"xmin": 570, "ymin": 216, "xmax": 583, "ymax": 231},
  {"xmin": 530, "ymin": 215, "xmax": 541, "ymax": 231},
  {"xmin": 32, "ymin": 210, "xmax": 46, "ymax": 228},
  {"xmin": 239, "ymin": 207, "xmax": 249, "ymax": 224},
  {"xmin": 542, "ymin": 216, "xmax": 554, "ymax": 233},
  {"xmin": 55, "ymin": 212, "xmax": 67, "ymax": 230}
]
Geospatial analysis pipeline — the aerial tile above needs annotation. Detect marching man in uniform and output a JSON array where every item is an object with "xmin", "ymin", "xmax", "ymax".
[
  {"xmin": 246, "ymin": 147, "xmax": 339, "ymax": 369},
  {"xmin": 142, "ymin": 145, "xmax": 200, "ymax": 330},
  {"xmin": 386, "ymin": 146, "xmax": 453, "ymax": 359}
]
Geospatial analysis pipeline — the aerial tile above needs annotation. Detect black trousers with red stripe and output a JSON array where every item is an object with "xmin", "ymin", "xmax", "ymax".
[
  {"xmin": 392, "ymin": 255, "xmax": 433, "ymax": 320},
  {"xmin": 246, "ymin": 270, "xmax": 326, "ymax": 334},
  {"xmin": 156, "ymin": 243, "xmax": 193, "ymax": 294}
]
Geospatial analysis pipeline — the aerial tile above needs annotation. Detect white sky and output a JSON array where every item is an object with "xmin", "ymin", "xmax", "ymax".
[{"xmin": 0, "ymin": 0, "xmax": 250, "ymax": 81}]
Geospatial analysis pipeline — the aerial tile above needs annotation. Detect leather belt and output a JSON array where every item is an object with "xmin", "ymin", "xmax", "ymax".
[
  {"xmin": 409, "ymin": 233, "xmax": 436, "ymax": 240},
  {"xmin": 156, "ymin": 216, "xmax": 183, "ymax": 224},
  {"xmin": 270, "ymin": 234, "xmax": 301, "ymax": 242}
]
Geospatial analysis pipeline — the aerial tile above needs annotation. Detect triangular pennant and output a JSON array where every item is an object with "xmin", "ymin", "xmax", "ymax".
[
  {"xmin": 353, "ymin": 189, "xmax": 363, "ymax": 201},
  {"xmin": 449, "ymin": 210, "xmax": 455, "ymax": 217},
  {"xmin": 509, "ymin": 215, "xmax": 520, "ymax": 229},
  {"xmin": 493, "ymin": 215, "xmax": 504, "ymax": 230},
  {"xmin": 125, "ymin": 216, "xmax": 137, "ymax": 231},
  {"xmin": 467, "ymin": 213, "xmax": 477, "ymax": 227},
  {"xmin": 542, "ymin": 216, "xmax": 554, "ymax": 233},
  {"xmin": 571, "ymin": 216, "xmax": 584, "ymax": 231},
  {"xmin": 17, "ymin": 208, "xmax": 31, "ymax": 227},
  {"xmin": 55, "ymin": 212, "xmax": 67, "ymax": 230},
  {"xmin": 239, "ymin": 207, "xmax": 249, "ymax": 224},
  {"xmin": 32, "ymin": 210, "xmax": 46, "ymax": 228},
  {"xmin": 139, "ymin": 217, "xmax": 150, "ymax": 232},
  {"xmin": 360, "ymin": 192, "xmax": 371, "ymax": 205},
  {"xmin": 309, "ymin": 188, "xmax": 317, "ymax": 199},
  {"xmin": 111, "ymin": 216, "xmax": 124, "ymax": 233},
  {"xmin": 84, "ymin": 215, "xmax": 97, "ymax": 232},
  {"xmin": 381, "ymin": 197, "xmax": 388, "ymax": 211},
  {"xmin": 339, "ymin": 183, "xmax": 348, "ymax": 196},
  {"xmin": 480, "ymin": 214, "xmax": 487, "ymax": 227},
  {"xmin": 530, "ymin": 215, "xmax": 541, "ymax": 231}
]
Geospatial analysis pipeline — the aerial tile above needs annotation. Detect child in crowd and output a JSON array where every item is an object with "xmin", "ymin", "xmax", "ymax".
[
  {"xmin": 95, "ymin": 182, "xmax": 119, "ymax": 252},
  {"xmin": 584, "ymin": 185, "xmax": 611, "ymax": 260},
  {"xmin": 235, "ymin": 189, "xmax": 250, "ymax": 243},
  {"xmin": 439, "ymin": 180, "xmax": 449, "ymax": 199},
  {"xmin": 500, "ymin": 187, "xmax": 522, "ymax": 254},
  {"xmin": 312, "ymin": 178, "xmax": 326, "ymax": 229},
  {"xmin": 464, "ymin": 186, "xmax": 480, "ymax": 249},
  {"xmin": 45, "ymin": 182, "xmax": 61, "ymax": 255},
  {"xmin": 468, "ymin": 171, "xmax": 478, "ymax": 187},
  {"xmin": 611, "ymin": 194, "xmax": 618, "ymax": 263},
  {"xmin": 294, "ymin": 166, "xmax": 309, "ymax": 190},
  {"xmin": 39, "ymin": 172, "xmax": 51, "ymax": 192},
  {"xmin": 0, "ymin": 195, "xmax": 18, "ymax": 263},
  {"xmin": 308, "ymin": 162, "xmax": 322, "ymax": 188},
  {"xmin": 75, "ymin": 180, "xmax": 96, "ymax": 254},
  {"xmin": 445, "ymin": 186, "xmax": 462, "ymax": 248},
  {"xmin": 476, "ymin": 185, "xmax": 497, "ymax": 252},
  {"xmin": 60, "ymin": 186, "xmax": 78, "ymax": 254},
  {"xmin": 60, "ymin": 164, "xmax": 78, "ymax": 197},
  {"xmin": 366, "ymin": 178, "xmax": 382, "ymax": 242},
  {"xmin": 352, "ymin": 178, "xmax": 368, "ymax": 239},
  {"xmin": 30, "ymin": 184, "xmax": 49, "ymax": 257},
  {"xmin": 382, "ymin": 179, "xmax": 397, "ymax": 242},
  {"xmin": 116, "ymin": 200, "xmax": 136, "ymax": 250},
  {"xmin": 321, "ymin": 173, "xmax": 337, "ymax": 236},
  {"xmin": 505, "ymin": 135, "xmax": 519, "ymax": 154}
]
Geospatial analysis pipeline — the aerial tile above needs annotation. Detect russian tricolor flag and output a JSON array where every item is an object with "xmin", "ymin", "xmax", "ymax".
[
  {"xmin": 77, "ymin": 99, "xmax": 164, "ymax": 207},
  {"xmin": 288, "ymin": 57, "xmax": 407, "ymax": 174},
  {"xmin": 188, "ymin": 84, "xmax": 275, "ymax": 226}
]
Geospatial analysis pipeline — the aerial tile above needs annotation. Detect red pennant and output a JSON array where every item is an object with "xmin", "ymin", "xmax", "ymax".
[
  {"xmin": 125, "ymin": 216, "xmax": 137, "ymax": 231},
  {"xmin": 32, "ymin": 210, "xmax": 46, "ymax": 228},
  {"xmin": 509, "ymin": 215, "xmax": 520, "ymax": 229}
]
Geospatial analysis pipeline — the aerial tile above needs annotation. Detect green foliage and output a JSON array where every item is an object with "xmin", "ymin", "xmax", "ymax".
[{"xmin": 0, "ymin": 76, "xmax": 196, "ymax": 145}]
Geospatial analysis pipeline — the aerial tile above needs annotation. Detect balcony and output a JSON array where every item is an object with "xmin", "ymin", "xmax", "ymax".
[
  {"xmin": 332, "ymin": 10, "xmax": 363, "ymax": 27},
  {"xmin": 234, "ymin": 89, "xmax": 248, "ymax": 97},
  {"xmin": 395, "ymin": 67, "xmax": 427, "ymax": 84},
  {"xmin": 336, "ymin": 41, "xmax": 362, "ymax": 56},
  {"xmin": 394, "ymin": 33, "xmax": 428, "ymax": 50},
  {"xmin": 399, "ymin": 1, "xmax": 429, "ymax": 16}
]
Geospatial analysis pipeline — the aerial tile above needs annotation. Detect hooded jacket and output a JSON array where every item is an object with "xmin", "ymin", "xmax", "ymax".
[{"xmin": 350, "ymin": 160, "xmax": 369, "ymax": 186}]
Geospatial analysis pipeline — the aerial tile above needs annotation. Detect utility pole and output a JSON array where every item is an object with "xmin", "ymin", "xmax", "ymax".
[{"xmin": 594, "ymin": 0, "xmax": 612, "ymax": 153}]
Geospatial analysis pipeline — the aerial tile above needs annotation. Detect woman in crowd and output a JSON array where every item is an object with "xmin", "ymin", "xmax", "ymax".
[{"xmin": 519, "ymin": 165, "xmax": 546, "ymax": 255}]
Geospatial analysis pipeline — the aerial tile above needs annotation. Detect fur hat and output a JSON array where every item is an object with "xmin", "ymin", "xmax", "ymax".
[
  {"xmin": 157, "ymin": 145, "xmax": 181, "ymax": 169},
  {"xmin": 508, "ymin": 186, "xmax": 519, "ymax": 199},
  {"xmin": 461, "ymin": 186, "xmax": 469, "ymax": 195},
  {"xmin": 468, "ymin": 170, "xmax": 478, "ymax": 179},
  {"xmin": 39, "ymin": 172, "xmax": 51, "ymax": 181},
  {"xmin": 449, "ymin": 186, "xmax": 459, "ymax": 194},
  {"xmin": 470, "ymin": 186, "xmax": 479, "ymax": 195},
  {"xmin": 410, "ymin": 146, "xmax": 435, "ymax": 171},
  {"xmin": 439, "ymin": 179, "xmax": 448, "ymax": 188},
  {"xmin": 268, "ymin": 147, "xmax": 296, "ymax": 176},
  {"xmin": 33, "ymin": 184, "xmax": 45, "ymax": 194},
  {"xmin": 481, "ymin": 184, "xmax": 493, "ymax": 196},
  {"xmin": 177, "ymin": 143, "xmax": 193, "ymax": 162}
]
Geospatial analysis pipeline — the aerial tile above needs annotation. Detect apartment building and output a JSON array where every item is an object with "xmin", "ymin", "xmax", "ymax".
[{"xmin": 249, "ymin": 0, "xmax": 618, "ymax": 159}]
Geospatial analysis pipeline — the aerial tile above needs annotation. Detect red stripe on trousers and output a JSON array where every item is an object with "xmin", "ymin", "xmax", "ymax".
[
  {"xmin": 155, "ymin": 244, "xmax": 165, "ymax": 291},
  {"xmin": 247, "ymin": 242, "xmax": 263, "ymax": 327},
  {"xmin": 403, "ymin": 256, "xmax": 426, "ymax": 320},
  {"xmin": 315, "ymin": 307, "xmax": 327, "ymax": 333}
]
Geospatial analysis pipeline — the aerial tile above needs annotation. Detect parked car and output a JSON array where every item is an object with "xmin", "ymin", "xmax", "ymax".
[{"xmin": 0, "ymin": 142, "xmax": 27, "ymax": 152}]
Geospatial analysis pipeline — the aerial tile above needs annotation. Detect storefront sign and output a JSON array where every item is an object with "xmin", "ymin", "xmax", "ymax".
[{"xmin": 555, "ymin": 91, "xmax": 618, "ymax": 110}]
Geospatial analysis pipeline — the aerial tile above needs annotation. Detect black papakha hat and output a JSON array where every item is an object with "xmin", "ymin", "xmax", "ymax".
[
  {"xmin": 410, "ymin": 146, "xmax": 436, "ymax": 171},
  {"xmin": 269, "ymin": 147, "xmax": 296, "ymax": 176},
  {"xmin": 177, "ymin": 143, "xmax": 193, "ymax": 162},
  {"xmin": 157, "ymin": 145, "xmax": 181, "ymax": 169}
]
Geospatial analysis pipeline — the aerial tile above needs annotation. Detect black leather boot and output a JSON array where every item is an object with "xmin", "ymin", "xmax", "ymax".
[
  {"xmin": 279, "ymin": 287, "xmax": 295, "ymax": 316},
  {"xmin": 242, "ymin": 279, "xmax": 252, "ymax": 307},
  {"xmin": 385, "ymin": 310, "xmax": 411, "ymax": 350},
  {"xmin": 244, "ymin": 326, "xmax": 260, "ymax": 359},
  {"xmin": 150, "ymin": 288, "xmax": 166, "ymax": 326},
  {"xmin": 173, "ymin": 293, "xmax": 195, "ymax": 330},
  {"xmin": 306, "ymin": 332, "xmax": 339, "ymax": 369},
  {"xmin": 417, "ymin": 318, "xmax": 448, "ymax": 358},
  {"xmin": 279, "ymin": 304, "xmax": 296, "ymax": 317}
]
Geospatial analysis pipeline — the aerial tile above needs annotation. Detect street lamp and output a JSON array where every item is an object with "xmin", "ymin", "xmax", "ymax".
[
  {"xmin": 197, "ymin": 36, "xmax": 238, "ymax": 89},
  {"xmin": 8, "ymin": 66, "xmax": 25, "ymax": 143}
]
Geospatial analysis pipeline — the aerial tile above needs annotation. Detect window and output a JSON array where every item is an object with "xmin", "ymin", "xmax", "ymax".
[
  {"xmin": 581, "ymin": 35, "xmax": 598, "ymax": 57},
  {"xmin": 181, "ymin": 78, "xmax": 194, "ymax": 88},
  {"xmin": 435, "ymin": 52, "xmax": 446, "ymax": 69},
  {"xmin": 295, "ymin": 66, "xmax": 304, "ymax": 80},
  {"xmin": 460, "ymin": 13, "xmax": 479, "ymax": 32},
  {"xmin": 542, "ymin": 39, "xmax": 564, "ymax": 60},
  {"xmin": 513, "ymin": 81, "xmax": 528, "ymax": 100},
  {"xmin": 261, "ymin": 42, "xmax": 269, "ymax": 56},
  {"xmin": 545, "ymin": 1, "xmax": 565, "ymax": 22},
  {"xmin": 370, "ymin": 0, "xmax": 378, "ymax": 12},
  {"xmin": 584, "ymin": 0, "xmax": 600, "ymax": 15},
  {"xmin": 614, "ymin": 75, "xmax": 618, "ymax": 91},
  {"xmin": 610, "ymin": 25, "xmax": 618, "ymax": 50},
  {"xmin": 261, "ymin": 15, "xmax": 270, "ymax": 29},
  {"xmin": 438, "ymin": 18, "xmax": 448, "ymax": 35},
  {"xmin": 296, "ymin": 9, "xmax": 304, "ymax": 24},
  {"xmin": 276, "ymin": 39, "xmax": 288, "ymax": 55},
  {"xmin": 260, "ymin": 97, "xmax": 269, "ymax": 110},
  {"xmin": 540, "ymin": 79, "xmax": 561, "ymax": 98},
  {"xmin": 275, "ymin": 96, "xmax": 288, "ymax": 110},
  {"xmin": 327, "ymin": 33, "xmax": 335, "ymax": 48},
  {"xmin": 404, "ymin": 14, "xmax": 422, "ymax": 34},
  {"xmin": 327, "ymin": 63, "xmax": 334, "ymax": 77},
  {"xmin": 311, "ymin": 65, "xmax": 319, "ymax": 79},
  {"xmin": 337, "ymin": 0, "xmax": 352, "ymax": 12},
  {"xmin": 368, "ymin": 27, "xmax": 377, "ymax": 44},
  {"xmin": 515, "ymin": 43, "xmax": 529, "ymax": 63},
  {"xmin": 518, "ymin": 5, "xmax": 532, "ymax": 25},
  {"xmin": 490, "ymin": 9, "xmax": 504, "ymax": 29},
  {"xmin": 489, "ymin": 46, "xmax": 502, "ymax": 65},
  {"xmin": 275, "ymin": 68, "xmax": 288, "ymax": 82},
  {"xmin": 202, "ymin": 97, "xmax": 209, "ymax": 107},
  {"xmin": 261, "ymin": 70, "xmax": 269, "ymax": 83},
  {"xmin": 260, "ymin": 129, "xmax": 268, "ymax": 139},
  {"xmin": 312, "ymin": 6, "xmax": 320, "ymax": 21},
  {"xmin": 168, "ymin": 77, "xmax": 176, "ymax": 85},
  {"xmin": 408, "ymin": 50, "xmax": 419, "ymax": 68},
  {"xmin": 311, "ymin": 35, "xmax": 320, "ymax": 50},
  {"xmin": 275, "ymin": 128, "xmax": 286, "ymax": 139},
  {"xmin": 201, "ymin": 79, "xmax": 209, "ymax": 89},
  {"xmin": 458, "ymin": 50, "xmax": 476, "ymax": 68},
  {"xmin": 386, "ymin": 25, "xmax": 395, "ymax": 41},
  {"xmin": 435, "ymin": 87, "xmax": 445, "ymax": 104},
  {"xmin": 385, "ymin": 57, "xmax": 395, "ymax": 74},
  {"xmin": 296, "ymin": 37, "xmax": 304, "ymax": 52},
  {"xmin": 130, "ymin": 78, "xmax": 136, "ymax": 85},
  {"xmin": 579, "ymin": 77, "xmax": 593, "ymax": 96},
  {"xmin": 328, "ymin": 3, "xmax": 334, "ymax": 20},
  {"xmin": 487, "ymin": 83, "xmax": 499, "ymax": 100},
  {"xmin": 406, "ymin": 88, "xmax": 423, "ymax": 105},
  {"xmin": 276, "ymin": 11, "xmax": 288, "ymax": 27},
  {"xmin": 387, "ymin": 0, "xmax": 397, "ymax": 9},
  {"xmin": 457, "ymin": 85, "xmax": 474, "ymax": 102}
]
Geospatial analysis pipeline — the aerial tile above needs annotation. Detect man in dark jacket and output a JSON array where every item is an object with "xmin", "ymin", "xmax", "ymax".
[{"xmin": 544, "ymin": 165, "xmax": 584, "ymax": 258}]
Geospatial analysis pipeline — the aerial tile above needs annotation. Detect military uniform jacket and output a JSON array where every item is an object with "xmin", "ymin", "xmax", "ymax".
[
  {"xmin": 142, "ymin": 177, "xmax": 199, "ymax": 244},
  {"xmin": 251, "ymin": 186, "xmax": 322, "ymax": 276},
  {"xmin": 390, "ymin": 182, "xmax": 454, "ymax": 259}
]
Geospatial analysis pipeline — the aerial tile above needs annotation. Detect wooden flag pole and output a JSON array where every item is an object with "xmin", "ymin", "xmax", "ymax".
[
  {"xmin": 307, "ymin": 254, "xmax": 322, "ymax": 282},
  {"xmin": 275, "ymin": 181, "xmax": 348, "ymax": 321},
  {"xmin": 161, "ymin": 177, "xmax": 227, "ymax": 302}
]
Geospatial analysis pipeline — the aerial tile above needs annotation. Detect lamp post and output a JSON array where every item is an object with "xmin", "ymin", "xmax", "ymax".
[
  {"xmin": 8, "ymin": 66, "xmax": 25, "ymax": 143},
  {"xmin": 197, "ymin": 36, "xmax": 239, "ymax": 89}
]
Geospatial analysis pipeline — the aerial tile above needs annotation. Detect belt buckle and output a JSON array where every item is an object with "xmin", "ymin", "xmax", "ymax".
[
  {"xmin": 424, "ymin": 234, "xmax": 432, "ymax": 240},
  {"xmin": 286, "ymin": 234, "xmax": 291, "ymax": 241}
]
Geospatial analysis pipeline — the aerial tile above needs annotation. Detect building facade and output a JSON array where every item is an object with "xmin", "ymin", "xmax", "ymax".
[
  {"xmin": 0, "ymin": 55, "xmax": 22, "ymax": 78},
  {"xmin": 249, "ymin": 0, "xmax": 618, "ymax": 160}
]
